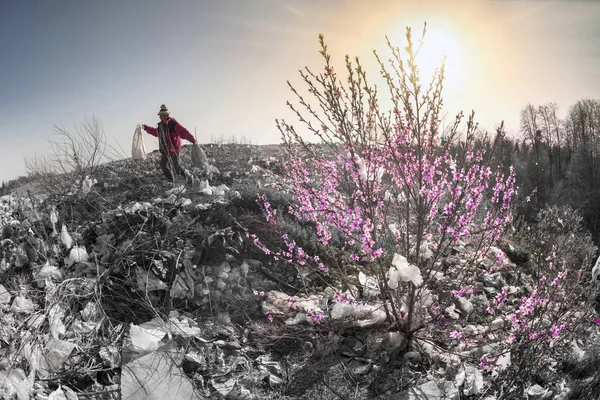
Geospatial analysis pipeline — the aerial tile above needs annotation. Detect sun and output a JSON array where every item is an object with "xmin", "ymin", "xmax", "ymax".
[{"xmin": 414, "ymin": 27, "xmax": 465, "ymax": 88}]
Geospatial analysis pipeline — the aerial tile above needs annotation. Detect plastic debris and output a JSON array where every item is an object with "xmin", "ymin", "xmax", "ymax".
[
  {"xmin": 358, "ymin": 271, "xmax": 381, "ymax": 298},
  {"xmin": 388, "ymin": 253, "xmax": 423, "ymax": 288},
  {"xmin": 191, "ymin": 143, "xmax": 209, "ymax": 170},
  {"xmin": 81, "ymin": 301, "xmax": 103, "ymax": 323},
  {"xmin": 0, "ymin": 368, "xmax": 34, "ymax": 400},
  {"xmin": 39, "ymin": 339, "xmax": 77, "ymax": 375},
  {"xmin": 10, "ymin": 296, "xmax": 35, "ymax": 314},
  {"xmin": 81, "ymin": 176, "xmax": 96, "ymax": 196},
  {"xmin": 463, "ymin": 364, "xmax": 484, "ymax": 395},
  {"xmin": 132, "ymin": 124, "xmax": 147, "ymax": 161},
  {"xmin": 65, "ymin": 246, "xmax": 88, "ymax": 267},
  {"xmin": 212, "ymin": 378, "xmax": 236, "ymax": 397},
  {"xmin": 330, "ymin": 302, "xmax": 387, "ymax": 327},
  {"xmin": 593, "ymin": 256, "xmax": 600, "ymax": 281},
  {"xmin": 129, "ymin": 322, "xmax": 167, "ymax": 352},
  {"xmin": 33, "ymin": 263, "xmax": 63, "ymax": 287},
  {"xmin": 199, "ymin": 180, "xmax": 213, "ymax": 195},
  {"xmin": 50, "ymin": 207, "xmax": 58, "ymax": 224},
  {"xmin": 14, "ymin": 244, "xmax": 29, "ymax": 267},
  {"xmin": 68, "ymin": 320, "xmax": 99, "ymax": 336},
  {"xmin": 0, "ymin": 258, "xmax": 8, "ymax": 273},
  {"xmin": 60, "ymin": 225, "xmax": 73, "ymax": 250},
  {"xmin": 124, "ymin": 202, "xmax": 152, "ymax": 214},
  {"xmin": 48, "ymin": 386, "xmax": 67, "ymax": 400},
  {"xmin": 0, "ymin": 284, "xmax": 10, "ymax": 305},
  {"xmin": 121, "ymin": 351, "xmax": 199, "ymax": 400},
  {"xmin": 49, "ymin": 303, "xmax": 67, "ymax": 339},
  {"xmin": 99, "ymin": 346, "xmax": 121, "ymax": 368},
  {"xmin": 381, "ymin": 332, "xmax": 406, "ymax": 351},
  {"xmin": 136, "ymin": 269, "xmax": 168, "ymax": 292},
  {"xmin": 213, "ymin": 184, "xmax": 230, "ymax": 196}
]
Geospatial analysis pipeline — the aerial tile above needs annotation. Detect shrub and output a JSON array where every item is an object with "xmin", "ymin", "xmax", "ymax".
[
  {"xmin": 24, "ymin": 117, "xmax": 121, "ymax": 195},
  {"xmin": 252, "ymin": 24, "xmax": 516, "ymax": 337},
  {"xmin": 496, "ymin": 205, "xmax": 597, "ymax": 392}
]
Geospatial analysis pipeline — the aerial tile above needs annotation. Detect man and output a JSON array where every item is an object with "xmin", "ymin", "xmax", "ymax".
[{"xmin": 142, "ymin": 104, "xmax": 196, "ymax": 184}]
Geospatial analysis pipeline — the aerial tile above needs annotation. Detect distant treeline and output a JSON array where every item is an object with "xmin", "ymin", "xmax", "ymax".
[
  {"xmin": 489, "ymin": 99, "xmax": 600, "ymax": 243},
  {"xmin": 2, "ymin": 98, "xmax": 600, "ymax": 243}
]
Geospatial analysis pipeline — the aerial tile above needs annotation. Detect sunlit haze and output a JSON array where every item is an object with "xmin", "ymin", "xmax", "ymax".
[{"xmin": 1, "ymin": 0, "xmax": 599, "ymax": 182}]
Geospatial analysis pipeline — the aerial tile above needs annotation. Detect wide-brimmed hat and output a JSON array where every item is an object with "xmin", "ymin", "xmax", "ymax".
[{"xmin": 157, "ymin": 104, "xmax": 170, "ymax": 116}]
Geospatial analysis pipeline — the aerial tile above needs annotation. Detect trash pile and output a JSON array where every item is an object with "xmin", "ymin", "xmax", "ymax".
[
  {"xmin": 0, "ymin": 143, "xmax": 598, "ymax": 399},
  {"xmin": 0, "ymin": 144, "xmax": 299, "ymax": 399}
]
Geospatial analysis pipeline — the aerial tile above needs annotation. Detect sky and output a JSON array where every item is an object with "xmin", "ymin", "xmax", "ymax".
[{"xmin": 1, "ymin": 0, "xmax": 599, "ymax": 182}]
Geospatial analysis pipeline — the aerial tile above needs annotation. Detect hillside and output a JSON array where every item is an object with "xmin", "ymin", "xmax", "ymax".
[{"xmin": 0, "ymin": 143, "xmax": 599, "ymax": 400}]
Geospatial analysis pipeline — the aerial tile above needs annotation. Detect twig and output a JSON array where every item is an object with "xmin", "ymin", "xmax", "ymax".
[
  {"xmin": 76, "ymin": 388, "xmax": 121, "ymax": 397},
  {"xmin": 319, "ymin": 375, "xmax": 348, "ymax": 400},
  {"xmin": 257, "ymin": 264, "xmax": 301, "ymax": 293}
]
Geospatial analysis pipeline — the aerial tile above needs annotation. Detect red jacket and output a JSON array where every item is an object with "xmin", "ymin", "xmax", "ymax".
[{"xmin": 142, "ymin": 118, "xmax": 196, "ymax": 156}]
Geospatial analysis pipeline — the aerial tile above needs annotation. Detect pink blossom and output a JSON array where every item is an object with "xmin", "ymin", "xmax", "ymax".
[
  {"xmin": 450, "ymin": 331, "xmax": 462, "ymax": 340},
  {"xmin": 506, "ymin": 333, "xmax": 516, "ymax": 343}
]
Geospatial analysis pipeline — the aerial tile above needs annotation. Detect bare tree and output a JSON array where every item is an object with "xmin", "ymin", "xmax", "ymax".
[
  {"xmin": 520, "ymin": 103, "xmax": 539, "ymax": 143},
  {"xmin": 563, "ymin": 99, "xmax": 600, "ymax": 237},
  {"xmin": 25, "ymin": 117, "xmax": 119, "ymax": 195},
  {"xmin": 520, "ymin": 104, "xmax": 546, "ymax": 206},
  {"xmin": 538, "ymin": 103, "xmax": 559, "ymax": 182}
]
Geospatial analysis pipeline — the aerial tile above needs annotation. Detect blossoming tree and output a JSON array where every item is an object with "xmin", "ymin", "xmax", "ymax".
[
  {"xmin": 250, "ymin": 24, "xmax": 599, "ymax": 394},
  {"xmin": 252, "ymin": 24, "xmax": 515, "ymax": 333}
]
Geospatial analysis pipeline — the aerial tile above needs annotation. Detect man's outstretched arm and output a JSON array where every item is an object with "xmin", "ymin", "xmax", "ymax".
[
  {"xmin": 174, "ymin": 122, "xmax": 196, "ymax": 144},
  {"xmin": 142, "ymin": 124, "xmax": 158, "ymax": 137}
]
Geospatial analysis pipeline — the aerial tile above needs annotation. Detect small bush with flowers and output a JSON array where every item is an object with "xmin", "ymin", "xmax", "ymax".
[{"xmin": 492, "ymin": 205, "xmax": 598, "ymax": 394}]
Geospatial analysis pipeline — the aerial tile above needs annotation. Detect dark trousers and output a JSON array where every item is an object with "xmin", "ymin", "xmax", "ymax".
[{"xmin": 160, "ymin": 153, "xmax": 190, "ymax": 182}]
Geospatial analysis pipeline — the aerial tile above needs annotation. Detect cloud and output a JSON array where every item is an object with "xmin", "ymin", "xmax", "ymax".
[{"xmin": 284, "ymin": 5, "xmax": 305, "ymax": 17}]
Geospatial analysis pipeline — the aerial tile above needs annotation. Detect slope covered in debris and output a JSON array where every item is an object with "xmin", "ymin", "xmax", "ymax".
[{"xmin": 0, "ymin": 143, "xmax": 599, "ymax": 400}]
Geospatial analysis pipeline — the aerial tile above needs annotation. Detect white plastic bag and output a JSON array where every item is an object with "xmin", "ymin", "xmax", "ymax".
[
  {"xmin": 191, "ymin": 143, "xmax": 208, "ymax": 169},
  {"xmin": 132, "ymin": 124, "xmax": 146, "ymax": 161},
  {"xmin": 387, "ymin": 253, "xmax": 423, "ymax": 288},
  {"xmin": 129, "ymin": 322, "xmax": 166, "ymax": 352},
  {"xmin": 81, "ymin": 176, "xmax": 95, "ymax": 196},
  {"xmin": 65, "ymin": 246, "xmax": 89, "ymax": 267},
  {"xmin": 60, "ymin": 225, "xmax": 73, "ymax": 250}
]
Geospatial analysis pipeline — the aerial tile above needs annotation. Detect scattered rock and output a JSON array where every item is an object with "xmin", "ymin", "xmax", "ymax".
[
  {"xmin": 404, "ymin": 351, "xmax": 422, "ymax": 364},
  {"xmin": 445, "ymin": 304, "xmax": 460, "ymax": 320},
  {"xmin": 349, "ymin": 359, "xmax": 372, "ymax": 377},
  {"xmin": 381, "ymin": 332, "xmax": 406, "ymax": 352},
  {"xmin": 456, "ymin": 297, "xmax": 474, "ymax": 315},
  {"xmin": 526, "ymin": 384, "xmax": 551, "ymax": 400},
  {"xmin": 469, "ymin": 344, "xmax": 498, "ymax": 359},
  {"xmin": 490, "ymin": 318, "xmax": 504, "ymax": 330}
]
